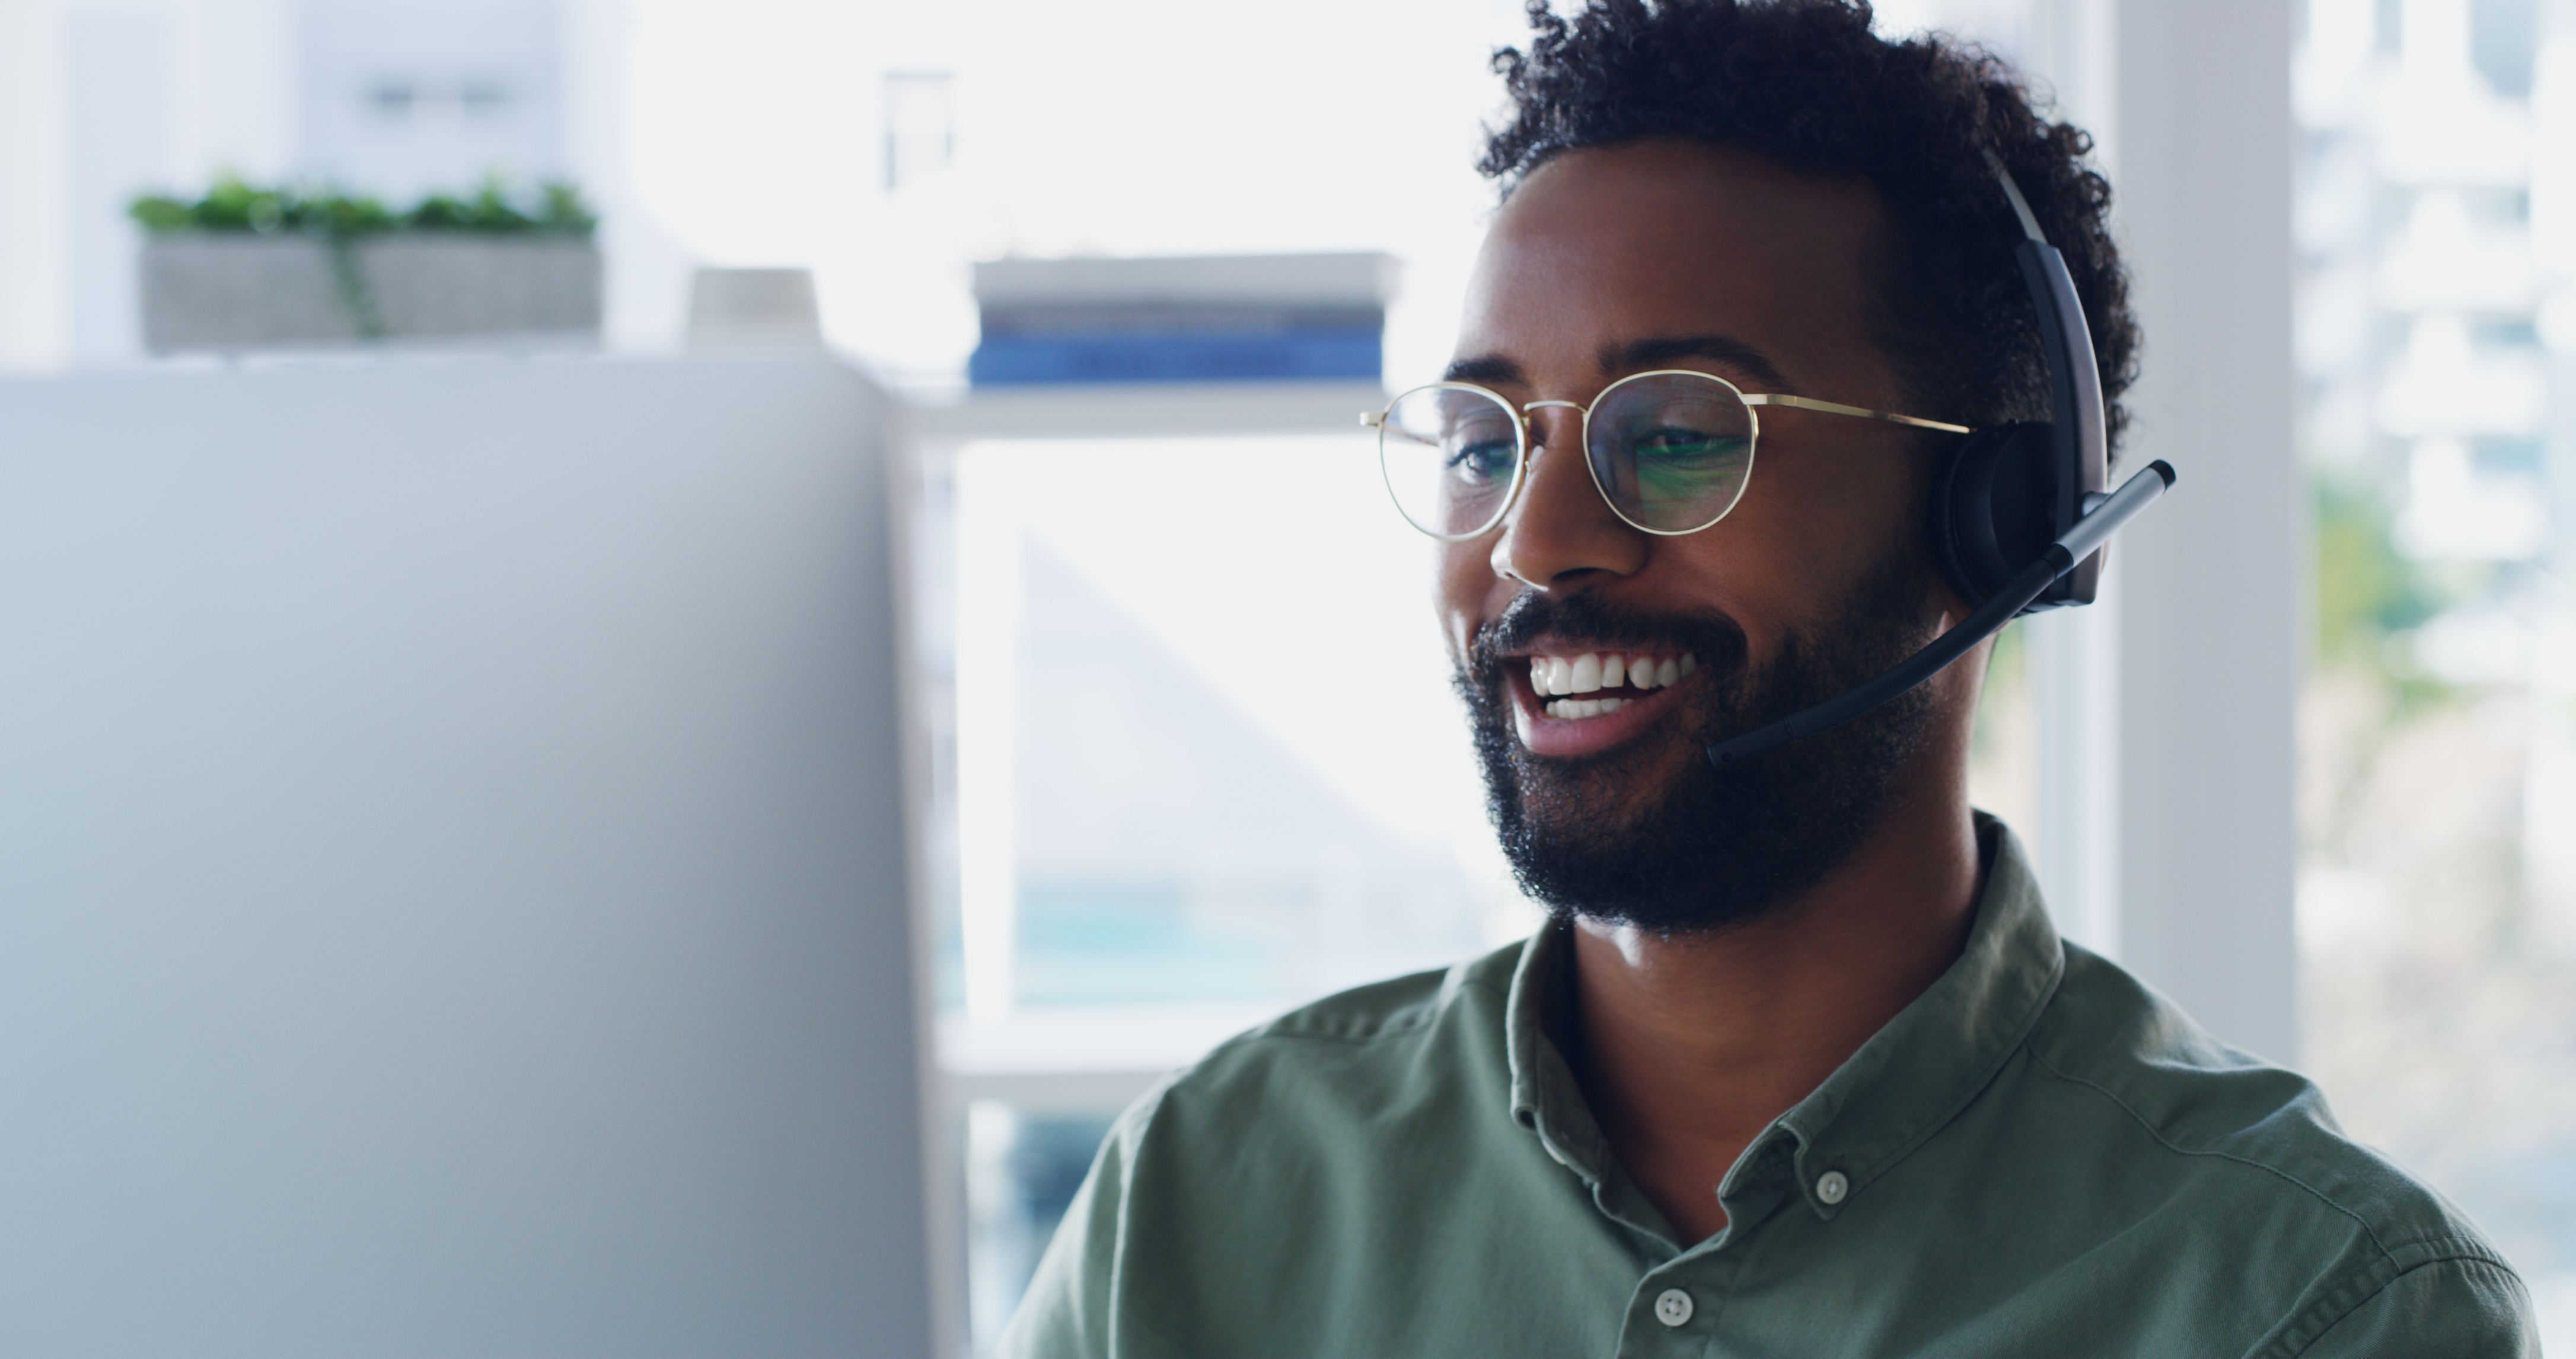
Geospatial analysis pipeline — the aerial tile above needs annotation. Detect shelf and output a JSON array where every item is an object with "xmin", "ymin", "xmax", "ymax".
[{"xmin": 903, "ymin": 379, "xmax": 1386, "ymax": 444}]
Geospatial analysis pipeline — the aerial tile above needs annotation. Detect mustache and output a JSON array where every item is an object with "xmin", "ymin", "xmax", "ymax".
[{"xmin": 1465, "ymin": 589, "xmax": 1751, "ymax": 687}]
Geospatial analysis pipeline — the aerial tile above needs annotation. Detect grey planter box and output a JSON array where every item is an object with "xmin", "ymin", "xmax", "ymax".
[{"xmin": 141, "ymin": 234, "xmax": 602, "ymax": 354}]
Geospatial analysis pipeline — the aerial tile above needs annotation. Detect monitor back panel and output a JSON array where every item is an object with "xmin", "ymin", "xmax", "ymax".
[{"xmin": 0, "ymin": 356, "xmax": 936, "ymax": 1359}]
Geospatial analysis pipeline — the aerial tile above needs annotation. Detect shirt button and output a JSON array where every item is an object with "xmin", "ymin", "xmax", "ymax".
[
  {"xmin": 1817, "ymin": 1170, "xmax": 1850, "ymax": 1205},
  {"xmin": 1654, "ymin": 1287, "xmax": 1694, "ymax": 1327}
]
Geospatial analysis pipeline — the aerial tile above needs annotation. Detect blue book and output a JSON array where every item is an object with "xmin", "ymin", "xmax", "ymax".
[{"xmin": 969, "ymin": 329, "xmax": 1382, "ymax": 385}]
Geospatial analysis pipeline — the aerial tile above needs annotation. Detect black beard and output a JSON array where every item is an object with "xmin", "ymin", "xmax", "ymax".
[{"xmin": 1456, "ymin": 552, "xmax": 1939, "ymax": 935}]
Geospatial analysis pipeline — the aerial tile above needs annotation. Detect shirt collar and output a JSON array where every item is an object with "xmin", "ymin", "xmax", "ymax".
[
  {"xmin": 1504, "ymin": 816, "xmax": 2066, "ymax": 1224},
  {"xmin": 1504, "ymin": 914, "xmax": 1606, "ymax": 1180}
]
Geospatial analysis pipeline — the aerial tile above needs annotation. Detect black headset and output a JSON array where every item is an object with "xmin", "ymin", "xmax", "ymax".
[
  {"xmin": 1929, "ymin": 151, "xmax": 2111, "ymax": 616},
  {"xmin": 1704, "ymin": 152, "xmax": 2175, "ymax": 770}
]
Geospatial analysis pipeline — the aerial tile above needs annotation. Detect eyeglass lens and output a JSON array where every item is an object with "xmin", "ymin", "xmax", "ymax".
[
  {"xmin": 1379, "ymin": 385, "xmax": 1525, "ymax": 539},
  {"xmin": 1582, "ymin": 372, "xmax": 1755, "ymax": 534},
  {"xmin": 1377, "ymin": 373, "xmax": 1755, "ymax": 539}
]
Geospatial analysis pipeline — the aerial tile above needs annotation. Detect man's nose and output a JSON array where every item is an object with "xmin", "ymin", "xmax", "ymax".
[{"xmin": 1487, "ymin": 411, "xmax": 1649, "ymax": 590}]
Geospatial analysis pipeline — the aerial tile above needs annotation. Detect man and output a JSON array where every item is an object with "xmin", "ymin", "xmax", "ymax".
[{"xmin": 1001, "ymin": 2, "xmax": 2536, "ymax": 1354}]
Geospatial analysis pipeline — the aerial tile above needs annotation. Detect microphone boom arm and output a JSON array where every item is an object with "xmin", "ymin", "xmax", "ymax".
[{"xmin": 1704, "ymin": 459, "xmax": 2175, "ymax": 768}]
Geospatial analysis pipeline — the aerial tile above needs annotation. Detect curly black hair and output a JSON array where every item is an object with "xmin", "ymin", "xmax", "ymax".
[{"xmin": 1481, "ymin": 0, "xmax": 2138, "ymax": 453}]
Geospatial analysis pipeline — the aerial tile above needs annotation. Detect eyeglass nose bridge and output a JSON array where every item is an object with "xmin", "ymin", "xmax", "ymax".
[{"xmin": 1516, "ymin": 398, "xmax": 1587, "ymax": 459}]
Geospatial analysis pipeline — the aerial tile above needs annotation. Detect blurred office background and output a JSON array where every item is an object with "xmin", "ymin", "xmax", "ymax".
[
  {"xmin": 2291, "ymin": 0, "xmax": 2576, "ymax": 1325},
  {"xmin": 0, "ymin": 0, "xmax": 2568, "ymax": 1353}
]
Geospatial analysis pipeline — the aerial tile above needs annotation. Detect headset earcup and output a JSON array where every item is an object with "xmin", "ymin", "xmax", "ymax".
[{"xmin": 1932, "ymin": 421, "xmax": 2059, "ymax": 607}]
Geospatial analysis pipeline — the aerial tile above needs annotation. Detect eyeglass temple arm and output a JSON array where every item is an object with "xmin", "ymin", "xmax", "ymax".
[
  {"xmin": 1740, "ymin": 393, "xmax": 1969, "ymax": 434},
  {"xmin": 1365, "ymin": 394, "xmax": 1972, "ymax": 435}
]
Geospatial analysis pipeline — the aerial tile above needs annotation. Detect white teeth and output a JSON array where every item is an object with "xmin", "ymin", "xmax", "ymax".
[
  {"xmin": 1532, "ymin": 651, "xmax": 1691, "ymax": 707},
  {"xmin": 1543, "ymin": 695, "xmax": 1631, "ymax": 720}
]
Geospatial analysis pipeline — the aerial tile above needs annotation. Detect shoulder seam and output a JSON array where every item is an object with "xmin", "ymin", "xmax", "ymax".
[
  {"xmin": 1229, "ymin": 1018, "xmax": 1424, "ymax": 1049},
  {"xmin": 2020, "ymin": 1042, "xmax": 2399, "ymax": 1261},
  {"xmin": 1238, "ymin": 976, "xmax": 1487, "ymax": 1049},
  {"xmin": 1102, "ymin": 1074, "xmax": 1179, "ymax": 1358},
  {"xmin": 1169, "ymin": 959, "xmax": 1516, "ymax": 1067},
  {"xmin": 2263, "ymin": 1252, "xmax": 2529, "ymax": 1358}
]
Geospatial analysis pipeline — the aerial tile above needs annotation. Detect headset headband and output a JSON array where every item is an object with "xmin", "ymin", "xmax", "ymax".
[{"xmin": 1984, "ymin": 150, "xmax": 2110, "ymax": 610}]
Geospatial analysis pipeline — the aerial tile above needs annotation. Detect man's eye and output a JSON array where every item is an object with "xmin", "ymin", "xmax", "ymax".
[
  {"xmin": 1631, "ymin": 428, "xmax": 1742, "ymax": 462},
  {"xmin": 1445, "ymin": 439, "xmax": 1519, "ymax": 482}
]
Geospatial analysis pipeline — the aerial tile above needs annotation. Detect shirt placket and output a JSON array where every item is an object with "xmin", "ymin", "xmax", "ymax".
[{"xmin": 1607, "ymin": 1135, "xmax": 1799, "ymax": 1358}]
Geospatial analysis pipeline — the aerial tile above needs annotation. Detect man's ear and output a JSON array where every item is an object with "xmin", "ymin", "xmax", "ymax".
[
  {"xmin": 1903, "ymin": 435, "xmax": 1979, "ymax": 628},
  {"xmin": 1928, "ymin": 424, "xmax": 2059, "ymax": 610}
]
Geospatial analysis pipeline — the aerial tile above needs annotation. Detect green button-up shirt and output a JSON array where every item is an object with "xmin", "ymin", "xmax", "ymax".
[{"xmin": 1003, "ymin": 822, "xmax": 2535, "ymax": 1357}]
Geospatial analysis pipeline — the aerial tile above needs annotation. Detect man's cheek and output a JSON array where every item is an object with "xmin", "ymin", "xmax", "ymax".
[{"xmin": 1434, "ymin": 561, "xmax": 1494, "ymax": 660}]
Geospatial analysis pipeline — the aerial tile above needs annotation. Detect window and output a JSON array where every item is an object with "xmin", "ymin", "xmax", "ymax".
[{"xmin": 2295, "ymin": 0, "xmax": 2576, "ymax": 1338}]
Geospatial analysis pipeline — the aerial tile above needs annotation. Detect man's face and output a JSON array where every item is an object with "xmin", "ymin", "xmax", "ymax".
[{"xmin": 1441, "ymin": 140, "xmax": 1967, "ymax": 930}]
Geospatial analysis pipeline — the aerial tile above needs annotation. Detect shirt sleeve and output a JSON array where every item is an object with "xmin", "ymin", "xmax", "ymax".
[
  {"xmin": 2287, "ymin": 1256, "xmax": 2537, "ymax": 1359},
  {"xmin": 992, "ymin": 1087, "xmax": 1162, "ymax": 1359}
]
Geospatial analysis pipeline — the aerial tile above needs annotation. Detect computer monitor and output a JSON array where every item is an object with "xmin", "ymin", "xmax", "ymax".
[{"xmin": 0, "ymin": 354, "xmax": 943, "ymax": 1358}]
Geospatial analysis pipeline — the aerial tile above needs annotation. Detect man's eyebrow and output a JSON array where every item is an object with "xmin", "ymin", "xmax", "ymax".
[
  {"xmin": 1607, "ymin": 335, "xmax": 1795, "ymax": 392},
  {"xmin": 1441, "ymin": 354, "xmax": 1527, "ymax": 387}
]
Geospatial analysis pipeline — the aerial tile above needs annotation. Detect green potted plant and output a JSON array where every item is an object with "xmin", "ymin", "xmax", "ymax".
[{"xmin": 131, "ymin": 175, "xmax": 602, "ymax": 353}]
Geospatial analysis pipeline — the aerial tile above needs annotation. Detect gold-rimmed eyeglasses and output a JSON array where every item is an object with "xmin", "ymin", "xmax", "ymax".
[{"xmin": 1362, "ymin": 368, "xmax": 1969, "ymax": 541}]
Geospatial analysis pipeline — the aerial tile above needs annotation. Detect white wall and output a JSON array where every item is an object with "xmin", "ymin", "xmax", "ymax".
[
  {"xmin": 2110, "ymin": 0, "xmax": 2303, "ymax": 1064},
  {"xmin": 66, "ymin": 9, "xmax": 167, "ymax": 361},
  {"xmin": 0, "ymin": 0, "xmax": 69, "ymax": 369}
]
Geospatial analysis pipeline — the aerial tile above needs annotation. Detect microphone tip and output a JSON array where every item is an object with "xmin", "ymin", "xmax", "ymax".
[{"xmin": 2148, "ymin": 459, "xmax": 2177, "ymax": 488}]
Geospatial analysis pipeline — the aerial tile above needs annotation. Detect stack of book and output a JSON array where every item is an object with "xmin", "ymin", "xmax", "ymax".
[{"xmin": 969, "ymin": 253, "xmax": 1397, "ymax": 386}]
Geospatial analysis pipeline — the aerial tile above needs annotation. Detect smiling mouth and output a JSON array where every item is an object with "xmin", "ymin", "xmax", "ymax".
[{"xmin": 1526, "ymin": 650, "xmax": 1699, "ymax": 719}]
